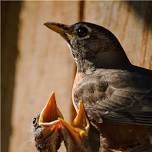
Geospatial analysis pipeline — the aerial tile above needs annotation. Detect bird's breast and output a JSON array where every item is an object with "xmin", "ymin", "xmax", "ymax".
[
  {"xmin": 72, "ymin": 71, "xmax": 109, "ymax": 109},
  {"xmin": 72, "ymin": 72, "xmax": 86, "ymax": 111}
]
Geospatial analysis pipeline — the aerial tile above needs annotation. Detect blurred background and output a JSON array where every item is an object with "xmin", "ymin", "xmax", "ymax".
[{"xmin": 1, "ymin": 1, "xmax": 152, "ymax": 152}]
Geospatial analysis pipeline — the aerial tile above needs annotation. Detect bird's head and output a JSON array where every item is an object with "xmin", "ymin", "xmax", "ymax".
[{"xmin": 44, "ymin": 21, "xmax": 130, "ymax": 72}]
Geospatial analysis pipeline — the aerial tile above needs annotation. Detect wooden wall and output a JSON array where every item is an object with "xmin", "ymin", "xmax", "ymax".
[
  {"xmin": 8, "ymin": 2, "xmax": 79, "ymax": 152},
  {"xmin": 2, "ymin": 1, "xmax": 152, "ymax": 152}
]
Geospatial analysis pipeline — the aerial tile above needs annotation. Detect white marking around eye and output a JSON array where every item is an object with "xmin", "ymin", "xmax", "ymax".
[
  {"xmin": 76, "ymin": 24, "xmax": 92, "ymax": 40},
  {"xmin": 77, "ymin": 34, "xmax": 90, "ymax": 40}
]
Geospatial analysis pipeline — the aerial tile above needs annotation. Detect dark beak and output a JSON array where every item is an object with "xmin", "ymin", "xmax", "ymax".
[{"xmin": 44, "ymin": 22, "xmax": 72, "ymax": 42}]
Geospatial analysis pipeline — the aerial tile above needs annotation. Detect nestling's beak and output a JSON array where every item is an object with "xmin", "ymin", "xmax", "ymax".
[
  {"xmin": 60, "ymin": 101, "xmax": 90, "ymax": 141},
  {"xmin": 38, "ymin": 92, "xmax": 90, "ymax": 144},
  {"xmin": 44, "ymin": 22, "xmax": 72, "ymax": 42},
  {"xmin": 39, "ymin": 92, "xmax": 63, "ymax": 126}
]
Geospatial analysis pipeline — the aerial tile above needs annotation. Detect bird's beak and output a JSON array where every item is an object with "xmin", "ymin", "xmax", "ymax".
[
  {"xmin": 44, "ymin": 22, "xmax": 72, "ymax": 42},
  {"xmin": 60, "ymin": 101, "xmax": 90, "ymax": 141},
  {"xmin": 39, "ymin": 92, "xmax": 64, "ymax": 127}
]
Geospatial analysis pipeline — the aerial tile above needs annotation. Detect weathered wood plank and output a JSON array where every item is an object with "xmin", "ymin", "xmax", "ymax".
[
  {"xmin": 84, "ymin": 1, "xmax": 152, "ymax": 69},
  {"xmin": 9, "ymin": 2, "xmax": 78, "ymax": 152},
  {"xmin": 2, "ymin": 2, "xmax": 22, "ymax": 152}
]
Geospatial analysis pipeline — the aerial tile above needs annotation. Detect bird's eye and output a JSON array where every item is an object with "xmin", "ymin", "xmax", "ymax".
[
  {"xmin": 76, "ymin": 26, "xmax": 88, "ymax": 37},
  {"xmin": 33, "ymin": 117, "xmax": 37, "ymax": 125}
]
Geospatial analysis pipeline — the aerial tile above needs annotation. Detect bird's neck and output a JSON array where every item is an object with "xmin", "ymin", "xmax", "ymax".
[
  {"xmin": 77, "ymin": 59, "xmax": 96, "ymax": 74},
  {"xmin": 76, "ymin": 50, "xmax": 131, "ymax": 73}
]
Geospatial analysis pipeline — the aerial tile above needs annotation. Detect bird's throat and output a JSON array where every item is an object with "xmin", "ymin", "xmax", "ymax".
[{"xmin": 77, "ymin": 59, "xmax": 96, "ymax": 74}]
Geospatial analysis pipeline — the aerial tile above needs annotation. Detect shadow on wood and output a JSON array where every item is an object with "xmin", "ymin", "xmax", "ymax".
[
  {"xmin": 1, "ymin": 2, "xmax": 22, "ymax": 152},
  {"xmin": 128, "ymin": 2, "xmax": 152, "ymax": 31}
]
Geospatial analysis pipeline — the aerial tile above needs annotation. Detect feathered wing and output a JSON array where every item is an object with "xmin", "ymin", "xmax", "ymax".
[
  {"xmin": 74, "ymin": 68, "xmax": 152, "ymax": 126},
  {"xmin": 92, "ymin": 87, "xmax": 152, "ymax": 125}
]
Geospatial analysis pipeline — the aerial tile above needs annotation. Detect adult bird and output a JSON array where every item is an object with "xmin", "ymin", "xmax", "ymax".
[{"xmin": 44, "ymin": 22, "xmax": 152, "ymax": 152}]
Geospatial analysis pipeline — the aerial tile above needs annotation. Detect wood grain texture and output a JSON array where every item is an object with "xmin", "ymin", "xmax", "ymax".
[
  {"xmin": 84, "ymin": 1, "xmax": 152, "ymax": 69},
  {"xmin": 9, "ymin": 2, "xmax": 78, "ymax": 152}
]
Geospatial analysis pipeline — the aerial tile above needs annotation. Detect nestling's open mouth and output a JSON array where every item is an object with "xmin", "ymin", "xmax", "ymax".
[
  {"xmin": 58, "ymin": 100, "xmax": 90, "ymax": 144},
  {"xmin": 38, "ymin": 92, "xmax": 90, "ymax": 140},
  {"xmin": 39, "ymin": 92, "xmax": 63, "ymax": 126}
]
